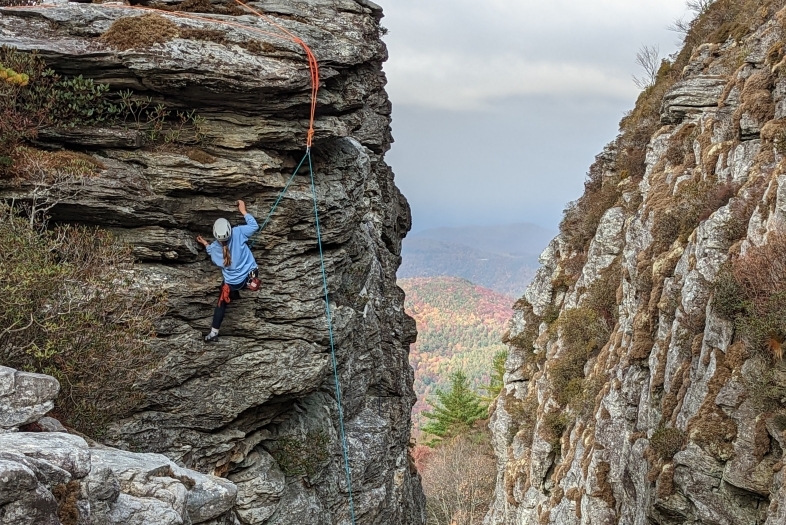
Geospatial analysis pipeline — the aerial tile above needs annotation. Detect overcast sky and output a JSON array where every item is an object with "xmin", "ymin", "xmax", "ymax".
[{"xmin": 382, "ymin": 0, "xmax": 695, "ymax": 232}]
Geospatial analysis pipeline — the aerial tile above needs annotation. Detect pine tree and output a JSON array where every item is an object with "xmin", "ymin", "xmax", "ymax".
[
  {"xmin": 422, "ymin": 370, "xmax": 487, "ymax": 441},
  {"xmin": 482, "ymin": 350, "xmax": 508, "ymax": 403}
]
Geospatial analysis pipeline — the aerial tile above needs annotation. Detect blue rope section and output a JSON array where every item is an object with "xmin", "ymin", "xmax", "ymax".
[
  {"xmin": 307, "ymin": 150, "xmax": 358, "ymax": 525},
  {"xmin": 247, "ymin": 151, "xmax": 310, "ymax": 247}
]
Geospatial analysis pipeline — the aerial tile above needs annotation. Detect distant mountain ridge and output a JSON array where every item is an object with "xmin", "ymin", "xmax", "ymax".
[
  {"xmin": 399, "ymin": 223, "xmax": 555, "ymax": 297},
  {"xmin": 411, "ymin": 223, "xmax": 555, "ymax": 256}
]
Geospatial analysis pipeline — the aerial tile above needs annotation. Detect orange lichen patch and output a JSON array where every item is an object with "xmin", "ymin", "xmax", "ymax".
[
  {"xmin": 662, "ymin": 363, "xmax": 688, "ymax": 423},
  {"xmin": 53, "ymin": 481, "xmax": 81, "ymax": 525},
  {"xmin": 101, "ymin": 14, "xmax": 180, "ymax": 51},
  {"xmin": 754, "ymin": 416, "xmax": 772, "ymax": 461},
  {"xmin": 591, "ymin": 462, "xmax": 616, "ymax": 509},
  {"xmin": 656, "ymin": 463, "xmax": 676, "ymax": 500},
  {"xmin": 629, "ymin": 431, "xmax": 647, "ymax": 443},
  {"xmin": 186, "ymin": 148, "xmax": 216, "ymax": 164},
  {"xmin": 687, "ymin": 349, "xmax": 738, "ymax": 461}
]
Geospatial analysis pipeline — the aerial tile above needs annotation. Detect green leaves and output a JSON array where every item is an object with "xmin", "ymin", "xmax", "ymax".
[{"xmin": 422, "ymin": 370, "xmax": 487, "ymax": 443}]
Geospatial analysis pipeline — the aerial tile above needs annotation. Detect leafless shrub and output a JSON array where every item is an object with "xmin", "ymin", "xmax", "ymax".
[
  {"xmin": 687, "ymin": 0, "xmax": 715, "ymax": 14},
  {"xmin": 633, "ymin": 45, "xmax": 661, "ymax": 90},
  {"xmin": 422, "ymin": 435, "xmax": 496, "ymax": 525}
]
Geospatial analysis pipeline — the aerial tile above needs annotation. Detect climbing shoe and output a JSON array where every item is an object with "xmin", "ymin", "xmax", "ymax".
[{"xmin": 204, "ymin": 331, "xmax": 220, "ymax": 343}]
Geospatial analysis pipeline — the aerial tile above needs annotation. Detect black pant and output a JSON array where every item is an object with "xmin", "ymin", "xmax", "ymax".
[{"xmin": 211, "ymin": 281, "xmax": 245, "ymax": 330}]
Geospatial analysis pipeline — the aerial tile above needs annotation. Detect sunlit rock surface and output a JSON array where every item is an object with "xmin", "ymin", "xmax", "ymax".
[{"xmin": 486, "ymin": 7, "xmax": 786, "ymax": 525}]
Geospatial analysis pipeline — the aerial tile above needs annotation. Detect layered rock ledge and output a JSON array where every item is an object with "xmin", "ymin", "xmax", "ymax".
[{"xmin": 0, "ymin": 1, "xmax": 425, "ymax": 523}]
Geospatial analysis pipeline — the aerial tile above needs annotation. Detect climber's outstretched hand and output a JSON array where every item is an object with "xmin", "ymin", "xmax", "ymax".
[
  {"xmin": 237, "ymin": 200, "xmax": 247, "ymax": 215},
  {"xmin": 196, "ymin": 235, "xmax": 209, "ymax": 248}
]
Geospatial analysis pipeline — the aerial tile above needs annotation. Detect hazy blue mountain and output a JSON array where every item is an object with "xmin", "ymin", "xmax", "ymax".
[
  {"xmin": 398, "ymin": 223, "xmax": 555, "ymax": 298},
  {"xmin": 410, "ymin": 223, "xmax": 555, "ymax": 257}
]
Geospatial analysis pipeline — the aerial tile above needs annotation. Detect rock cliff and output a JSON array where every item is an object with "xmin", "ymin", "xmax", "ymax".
[
  {"xmin": 487, "ymin": 3, "xmax": 786, "ymax": 525},
  {"xmin": 0, "ymin": 0, "xmax": 425, "ymax": 523}
]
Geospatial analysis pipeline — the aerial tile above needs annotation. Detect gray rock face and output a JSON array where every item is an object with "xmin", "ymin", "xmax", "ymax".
[
  {"xmin": 0, "ymin": 394, "xmax": 237, "ymax": 525},
  {"xmin": 0, "ymin": 1, "xmax": 424, "ymax": 523},
  {"xmin": 487, "ymin": 11, "xmax": 786, "ymax": 525},
  {"xmin": 0, "ymin": 366, "xmax": 60, "ymax": 431}
]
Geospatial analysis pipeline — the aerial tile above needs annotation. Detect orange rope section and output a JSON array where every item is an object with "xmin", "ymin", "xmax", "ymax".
[{"xmin": 5, "ymin": 1, "xmax": 320, "ymax": 148}]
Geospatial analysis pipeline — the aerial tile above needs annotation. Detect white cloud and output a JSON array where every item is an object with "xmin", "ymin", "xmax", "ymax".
[
  {"xmin": 385, "ymin": 49, "xmax": 639, "ymax": 110},
  {"xmin": 382, "ymin": 0, "xmax": 691, "ymax": 111}
]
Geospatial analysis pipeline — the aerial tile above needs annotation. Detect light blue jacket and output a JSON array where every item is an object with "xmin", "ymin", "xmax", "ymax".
[{"xmin": 206, "ymin": 214, "xmax": 259, "ymax": 285}]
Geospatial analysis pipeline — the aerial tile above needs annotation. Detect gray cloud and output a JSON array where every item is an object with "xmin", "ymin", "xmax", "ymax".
[{"xmin": 381, "ymin": 0, "xmax": 694, "ymax": 231}]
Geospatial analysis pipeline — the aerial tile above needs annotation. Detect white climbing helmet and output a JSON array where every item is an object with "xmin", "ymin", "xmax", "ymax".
[{"xmin": 213, "ymin": 218, "xmax": 232, "ymax": 242}]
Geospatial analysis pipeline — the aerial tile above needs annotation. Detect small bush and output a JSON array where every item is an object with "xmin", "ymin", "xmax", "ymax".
[
  {"xmin": 652, "ymin": 178, "xmax": 737, "ymax": 253},
  {"xmin": 584, "ymin": 259, "xmax": 622, "ymax": 331},
  {"xmin": 271, "ymin": 431, "xmax": 330, "ymax": 478},
  {"xmin": 0, "ymin": 205, "xmax": 166, "ymax": 436},
  {"xmin": 542, "ymin": 411, "xmax": 569, "ymax": 456},
  {"xmin": 560, "ymin": 154, "xmax": 621, "ymax": 255},
  {"xmin": 550, "ymin": 308, "xmax": 608, "ymax": 408},
  {"xmin": 714, "ymin": 232, "xmax": 786, "ymax": 359},
  {"xmin": 651, "ymin": 427, "xmax": 686, "ymax": 460},
  {"xmin": 101, "ymin": 14, "xmax": 180, "ymax": 51},
  {"xmin": 504, "ymin": 300, "xmax": 542, "ymax": 368},
  {"xmin": 505, "ymin": 392, "xmax": 538, "ymax": 446}
]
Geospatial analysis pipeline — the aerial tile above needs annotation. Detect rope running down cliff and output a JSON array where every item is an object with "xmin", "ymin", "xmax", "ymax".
[{"xmin": 5, "ymin": 3, "xmax": 357, "ymax": 523}]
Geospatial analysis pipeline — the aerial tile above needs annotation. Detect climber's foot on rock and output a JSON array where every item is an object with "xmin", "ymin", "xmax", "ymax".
[{"xmin": 204, "ymin": 331, "xmax": 220, "ymax": 343}]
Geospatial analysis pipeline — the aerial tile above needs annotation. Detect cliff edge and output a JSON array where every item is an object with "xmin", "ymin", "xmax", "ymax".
[{"xmin": 0, "ymin": 0, "xmax": 425, "ymax": 523}]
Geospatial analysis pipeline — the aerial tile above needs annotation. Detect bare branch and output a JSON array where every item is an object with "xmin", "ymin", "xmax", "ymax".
[
  {"xmin": 686, "ymin": 0, "xmax": 713, "ymax": 14},
  {"xmin": 632, "ymin": 44, "xmax": 661, "ymax": 90}
]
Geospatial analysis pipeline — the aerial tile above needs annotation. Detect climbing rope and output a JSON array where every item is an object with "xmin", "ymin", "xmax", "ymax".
[
  {"xmin": 7, "ymin": 2, "xmax": 357, "ymax": 521},
  {"xmin": 308, "ymin": 150, "xmax": 358, "ymax": 524}
]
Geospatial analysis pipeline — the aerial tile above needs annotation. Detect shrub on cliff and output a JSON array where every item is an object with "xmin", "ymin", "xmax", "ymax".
[
  {"xmin": 0, "ymin": 204, "xmax": 166, "ymax": 436},
  {"xmin": 0, "ymin": 46, "xmax": 206, "ymax": 175},
  {"xmin": 714, "ymin": 232, "xmax": 786, "ymax": 360}
]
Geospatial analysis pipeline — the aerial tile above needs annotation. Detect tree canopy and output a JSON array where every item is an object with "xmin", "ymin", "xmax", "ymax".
[{"xmin": 422, "ymin": 370, "xmax": 487, "ymax": 441}]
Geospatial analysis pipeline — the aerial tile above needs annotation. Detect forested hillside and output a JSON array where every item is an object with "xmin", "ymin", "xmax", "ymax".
[{"xmin": 400, "ymin": 277, "xmax": 512, "ymax": 428}]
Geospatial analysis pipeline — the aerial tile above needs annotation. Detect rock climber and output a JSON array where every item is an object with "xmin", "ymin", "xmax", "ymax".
[{"xmin": 196, "ymin": 200, "xmax": 261, "ymax": 343}]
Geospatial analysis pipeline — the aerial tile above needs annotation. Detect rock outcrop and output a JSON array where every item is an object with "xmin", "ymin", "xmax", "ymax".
[
  {"xmin": 0, "ymin": 365, "xmax": 237, "ymax": 525},
  {"xmin": 487, "ymin": 3, "xmax": 786, "ymax": 525},
  {"xmin": 0, "ymin": 0, "xmax": 425, "ymax": 523}
]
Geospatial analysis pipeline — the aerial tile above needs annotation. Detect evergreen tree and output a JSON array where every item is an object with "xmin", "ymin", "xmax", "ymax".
[
  {"xmin": 482, "ymin": 350, "xmax": 508, "ymax": 403},
  {"xmin": 422, "ymin": 370, "xmax": 487, "ymax": 441}
]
